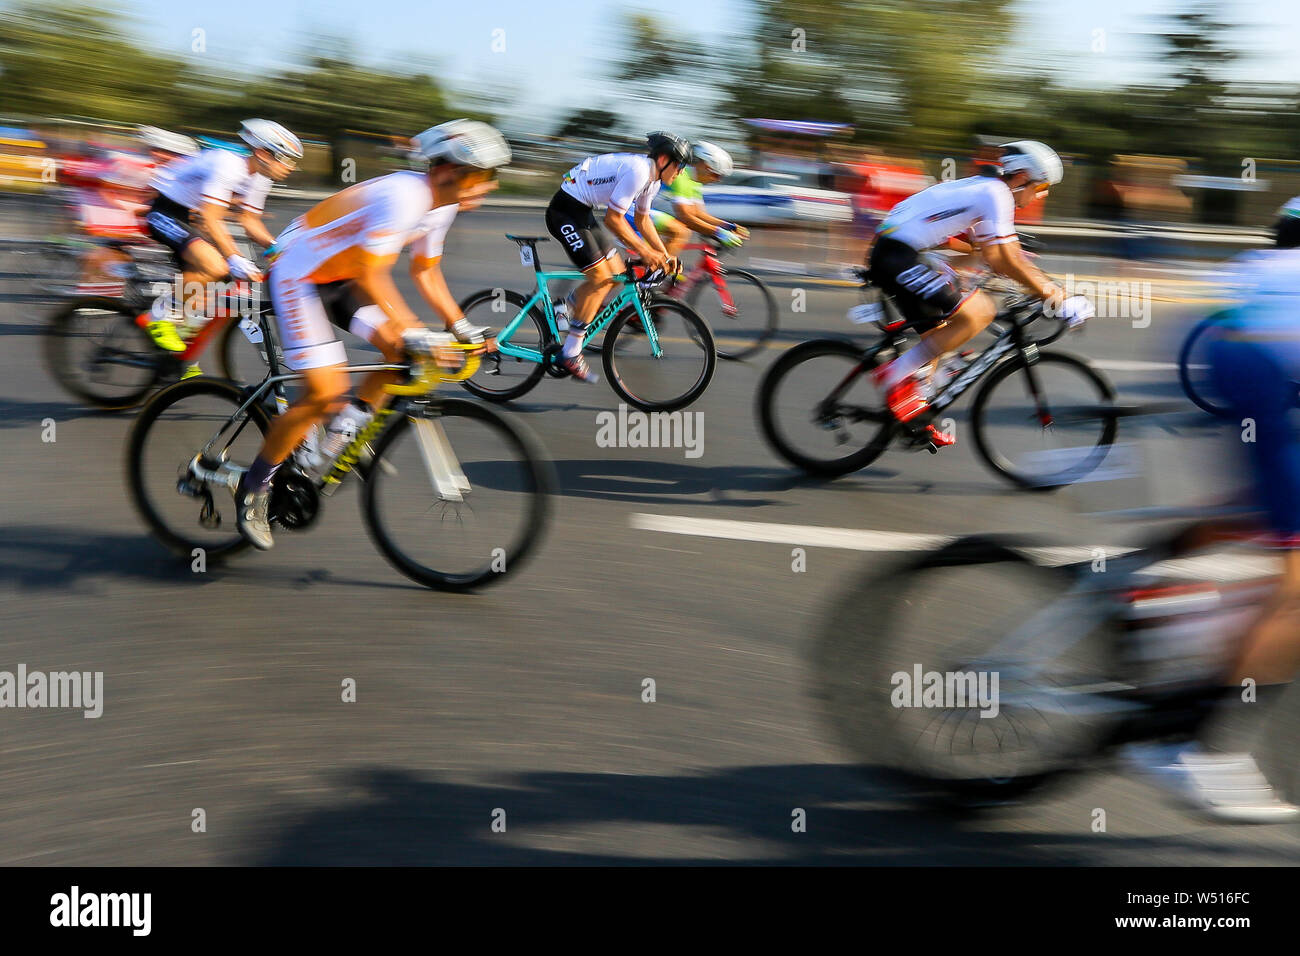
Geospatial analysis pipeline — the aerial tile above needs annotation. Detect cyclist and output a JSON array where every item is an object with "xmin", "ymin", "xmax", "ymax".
[
  {"xmin": 234, "ymin": 119, "xmax": 511, "ymax": 550},
  {"xmin": 544, "ymin": 131, "xmax": 690, "ymax": 382},
  {"xmin": 143, "ymin": 119, "xmax": 301, "ymax": 357},
  {"xmin": 1120, "ymin": 224, "xmax": 1300, "ymax": 822},
  {"xmin": 867, "ymin": 141, "xmax": 1093, "ymax": 445},
  {"xmin": 622, "ymin": 141, "xmax": 749, "ymax": 268}
]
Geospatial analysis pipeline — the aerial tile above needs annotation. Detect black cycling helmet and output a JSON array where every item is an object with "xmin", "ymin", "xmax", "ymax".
[{"xmin": 646, "ymin": 131, "xmax": 692, "ymax": 166}]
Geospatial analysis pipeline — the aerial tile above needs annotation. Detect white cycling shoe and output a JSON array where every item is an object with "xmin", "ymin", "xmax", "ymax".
[{"xmin": 1122, "ymin": 741, "xmax": 1300, "ymax": 824}]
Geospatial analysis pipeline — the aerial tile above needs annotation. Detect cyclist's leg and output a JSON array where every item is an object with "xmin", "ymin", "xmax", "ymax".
[{"xmin": 546, "ymin": 190, "xmax": 618, "ymax": 379}]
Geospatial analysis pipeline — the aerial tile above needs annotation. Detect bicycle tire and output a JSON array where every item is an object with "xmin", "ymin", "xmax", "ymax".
[
  {"xmin": 126, "ymin": 376, "xmax": 272, "ymax": 560},
  {"xmin": 757, "ymin": 338, "xmax": 894, "ymax": 477},
  {"xmin": 602, "ymin": 298, "xmax": 716, "ymax": 411},
  {"xmin": 361, "ymin": 398, "xmax": 554, "ymax": 591},
  {"xmin": 45, "ymin": 296, "xmax": 161, "ymax": 410},
  {"xmin": 216, "ymin": 315, "xmax": 278, "ymax": 384},
  {"xmin": 1178, "ymin": 313, "xmax": 1234, "ymax": 419},
  {"xmin": 457, "ymin": 288, "xmax": 548, "ymax": 403},
  {"xmin": 684, "ymin": 266, "xmax": 778, "ymax": 361},
  {"xmin": 811, "ymin": 537, "xmax": 1109, "ymax": 805},
  {"xmin": 970, "ymin": 351, "xmax": 1118, "ymax": 491}
]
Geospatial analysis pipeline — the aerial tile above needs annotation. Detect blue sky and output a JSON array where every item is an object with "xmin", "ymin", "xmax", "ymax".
[{"xmin": 35, "ymin": 0, "xmax": 1300, "ymax": 131}]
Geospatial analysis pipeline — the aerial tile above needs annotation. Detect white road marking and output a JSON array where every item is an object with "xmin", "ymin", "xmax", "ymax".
[{"xmin": 629, "ymin": 513, "xmax": 1279, "ymax": 582}]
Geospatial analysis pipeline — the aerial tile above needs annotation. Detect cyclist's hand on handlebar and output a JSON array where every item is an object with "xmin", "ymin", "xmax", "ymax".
[
  {"xmin": 1059, "ymin": 295, "xmax": 1094, "ymax": 330},
  {"xmin": 227, "ymin": 254, "xmax": 263, "ymax": 282},
  {"xmin": 716, "ymin": 227, "xmax": 744, "ymax": 248},
  {"xmin": 642, "ymin": 249, "xmax": 669, "ymax": 273}
]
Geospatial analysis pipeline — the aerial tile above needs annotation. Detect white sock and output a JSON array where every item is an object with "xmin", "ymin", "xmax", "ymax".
[
  {"xmin": 562, "ymin": 325, "xmax": 586, "ymax": 358},
  {"xmin": 150, "ymin": 289, "xmax": 175, "ymax": 323},
  {"xmin": 882, "ymin": 339, "xmax": 939, "ymax": 387}
]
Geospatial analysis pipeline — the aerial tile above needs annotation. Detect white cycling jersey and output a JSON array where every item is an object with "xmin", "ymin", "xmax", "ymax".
[
  {"xmin": 151, "ymin": 148, "xmax": 273, "ymax": 214},
  {"xmin": 274, "ymin": 170, "xmax": 457, "ymax": 283},
  {"xmin": 878, "ymin": 175, "xmax": 1017, "ymax": 252},
  {"xmin": 560, "ymin": 153, "xmax": 661, "ymax": 216}
]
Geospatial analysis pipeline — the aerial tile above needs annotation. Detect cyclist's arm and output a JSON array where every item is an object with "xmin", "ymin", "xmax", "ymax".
[
  {"xmin": 604, "ymin": 207, "xmax": 658, "ymax": 261},
  {"xmin": 237, "ymin": 209, "xmax": 276, "ymax": 250},
  {"xmin": 194, "ymin": 200, "xmax": 242, "ymax": 260},
  {"xmin": 410, "ymin": 255, "xmax": 462, "ymax": 326},
  {"xmin": 352, "ymin": 254, "xmax": 423, "ymax": 328},
  {"xmin": 983, "ymin": 240, "xmax": 1065, "ymax": 306}
]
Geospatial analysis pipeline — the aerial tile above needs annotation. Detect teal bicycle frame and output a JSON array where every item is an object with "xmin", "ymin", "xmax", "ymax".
[{"xmin": 495, "ymin": 241, "xmax": 665, "ymax": 362}]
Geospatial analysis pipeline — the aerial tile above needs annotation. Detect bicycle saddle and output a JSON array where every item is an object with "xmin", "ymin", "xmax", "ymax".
[{"xmin": 504, "ymin": 234, "xmax": 550, "ymax": 244}]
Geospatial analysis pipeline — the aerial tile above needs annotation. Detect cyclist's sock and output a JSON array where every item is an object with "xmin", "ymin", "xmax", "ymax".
[
  {"xmin": 883, "ymin": 338, "xmax": 940, "ymax": 386},
  {"xmin": 244, "ymin": 454, "xmax": 281, "ymax": 494},
  {"xmin": 562, "ymin": 324, "xmax": 587, "ymax": 358},
  {"xmin": 150, "ymin": 286, "xmax": 175, "ymax": 323}
]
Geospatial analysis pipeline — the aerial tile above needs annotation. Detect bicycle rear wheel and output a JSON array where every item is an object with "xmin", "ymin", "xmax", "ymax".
[
  {"xmin": 45, "ymin": 297, "xmax": 160, "ymax": 409},
  {"xmin": 458, "ymin": 288, "xmax": 548, "ymax": 402},
  {"xmin": 685, "ymin": 267, "xmax": 777, "ymax": 360},
  {"xmin": 602, "ymin": 299, "xmax": 716, "ymax": 411},
  {"xmin": 811, "ymin": 538, "xmax": 1115, "ymax": 804},
  {"xmin": 126, "ymin": 377, "xmax": 271, "ymax": 560},
  {"xmin": 362, "ymin": 398, "xmax": 553, "ymax": 591},
  {"xmin": 757, "ymin": 338, "xmax": 893, "ymax": 477},
  {"xmin": 970, "ymin": 352, "xmax": 1118, "ymax": 490}
]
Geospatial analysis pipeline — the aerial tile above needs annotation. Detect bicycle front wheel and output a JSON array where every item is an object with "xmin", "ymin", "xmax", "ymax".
[
  {"xmin": 46, "ymin": 297, "xmax": 160, "ymax": 409},
  {"xmin": 126, "ymin": 376, "xmax": 271, "ymax": 560},
  {"xmin": 362, "ymin": 398, "xmax": 554, "ymax": 591},
  {"xmin": 217, "ymin": 316, "xmax": 279, "ymax": 384},
  {"xmin": 1178, "ymin": 313, "xmax": 1234, "ymax": 418},
  {"xmin": 602, "ymin": 299, "xmax": 716, "ymax": 411},
  {"xmin": 685, "ymin": 266, "xmax": 777, "ymax": 360},
  {"xmin": 970, "ymin": 352, "xmax": 1118, "ymax": 490}
]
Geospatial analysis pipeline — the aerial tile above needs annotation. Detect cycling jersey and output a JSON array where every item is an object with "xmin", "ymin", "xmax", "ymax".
[
  {"xmin": 662, "ymin": 168, "xmax": 703, "ymax": 208},
  {"xmin": 270, "ymin": 170, "xmax": 459, "ymax": 369},
  {"xmin": 560, "ymin": 152, "xmax": 661, "ymax": 216},
  {"xmin": 877, "ymin": 175, "xmax": 1016, "ymax": 252},
  {"xmin": 150, "ymin": 147, "xmax": 272, "ymax": 214}
]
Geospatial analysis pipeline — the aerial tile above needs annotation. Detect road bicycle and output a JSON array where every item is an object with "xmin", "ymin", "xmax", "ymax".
[
  {"xmin": 758, "ymin": 270, "xmax": 1120, "ymax": 490},
  {"xmin": 125, "ymin": 326, "xmax": 555, "ymax": 592},
  {"xmin": 629, "ymin": 237, "xmax": 777, "ymax": 360},
  {"xmin": 45, "ymin": 256, "xmax": 269, "ymax": 410},
  {"xmin": 811, "ymin": 511, "xmax": 1277, "ymax": 805},
  {"xmin": 457, "ymin": 234, "xmax": 716, "ymax": 411}
]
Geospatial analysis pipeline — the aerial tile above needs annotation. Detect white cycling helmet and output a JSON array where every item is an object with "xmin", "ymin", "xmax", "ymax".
[
  {"xmin": 138, "ymin": 125, "xmax": 198, "ymax": 156},
  {"xmin": 999, "ymin": 140, "xmax": 1063, "ymax": 186},
  {"xmin": 238, "ymin": 119, "xmax": 304, "ymax": 161},
  {"xmin": 411, "ymin": 120, "xmax": 512, "ymax": 169},
  {"xmin": 692, "ymin": 141, "xmax": 734, "ymax": 177}
]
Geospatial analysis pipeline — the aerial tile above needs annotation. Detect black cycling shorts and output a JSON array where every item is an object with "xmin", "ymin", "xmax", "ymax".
[
  {"xmin": 316, "ymin": 280, "xmax": 376, "ymax": 331},
  {"xmin": 867, "ymin": 236, "xmax": 970, "ymax": 332},
  {"xmin": 545, "ymin": 189, "xmax": 615, "ymax": 271},
  {"xmin": 144, "ymin": 194, "xmax": 204, "ymax": 268}
]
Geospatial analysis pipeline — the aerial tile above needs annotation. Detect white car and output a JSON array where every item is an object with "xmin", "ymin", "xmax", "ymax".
[{"xmin": 684, "ymin": 169, "xmax": 853, "ymax": 226}]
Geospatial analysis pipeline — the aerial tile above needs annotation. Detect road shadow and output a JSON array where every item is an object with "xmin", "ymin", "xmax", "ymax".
[{"xmin": 234, "ymin": 762, "xmax": 1295, "ymax": 865}]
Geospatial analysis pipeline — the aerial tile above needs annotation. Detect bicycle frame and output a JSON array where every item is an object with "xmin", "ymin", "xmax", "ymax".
[{"xmin": 495, "ymin": 249, "xmax": 665, "ymax": 362}]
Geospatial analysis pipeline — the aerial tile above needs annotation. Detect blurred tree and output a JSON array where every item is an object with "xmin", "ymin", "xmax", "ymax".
[
  {"xmin": 1151, "ymin": 0, "xmax": 1241, "ymax": 169},
  {"xmin": 554, "ymin": 108, "xmax": 626, "ymax": 143}
]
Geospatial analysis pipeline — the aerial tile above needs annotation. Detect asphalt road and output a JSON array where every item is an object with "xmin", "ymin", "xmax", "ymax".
[{"xmin": 1, "ymin": 196, "xmax": 1297, "ymax": 865}]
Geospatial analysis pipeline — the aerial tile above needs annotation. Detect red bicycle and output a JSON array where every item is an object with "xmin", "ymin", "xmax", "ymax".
[
  {"xmin": 631, "ymin": 238, "xmax": 777, "ymax": 361},
  {"xmin": 45, "ymin": 256, "xmax": 270, "ymax": 411}
]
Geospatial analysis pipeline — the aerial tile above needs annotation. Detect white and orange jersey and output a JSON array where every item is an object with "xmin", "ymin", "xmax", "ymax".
[{"xmin": 273, "ymin": 170, "xmax": 457, "ymax": 284}]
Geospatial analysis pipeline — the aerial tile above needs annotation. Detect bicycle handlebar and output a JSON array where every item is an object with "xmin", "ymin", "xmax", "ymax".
[{"xmin": 384, "ymin": 344, "xmax": 483, "ymax": 395}]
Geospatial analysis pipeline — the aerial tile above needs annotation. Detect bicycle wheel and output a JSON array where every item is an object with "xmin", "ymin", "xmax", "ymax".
[
  {"xmin": 685, "ymin": 267, "xmax": 777, "ymax": 360},
  {"xmin": 31, "ymin": 240, "xmax": 86, "ymax": 297},
  {"xmin": 126, "ymin": 377, "xmax": 271, "ymax": 560},
  {"xmin": 45, "ymin": 297, "xmax": 160, "ymax": 409},
  {"xmin": 757, "ymin": 338, "xmax": 894, "ymax": 477},
  {"xmin": 216, "ymin": 315, "xmax": 278, "ymax": 384},
  {"xmin": 458, "ymin": 288, "xmax": 548, "ymax": 402},
  {"xmin": 362, "ymin": 398, "xmax": 554, "ymax": 591},
  {"xmin": 970, "ymin": 352, "xmax": 1118, "ymax": 490},
  {"xmin": 811, "ymin": 538, "xmax": 1114, "ymax": 805},
  {"xmin": 1178, "ymin": 313, "xmax": 1234, "ymax": 418},
  {"xmin": 602, "ymin": 299, "xmax": 716, "ymax": 411}
]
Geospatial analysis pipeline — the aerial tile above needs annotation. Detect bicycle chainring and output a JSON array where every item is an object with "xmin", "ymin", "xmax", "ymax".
[{"xmin": 270, "ymin": 468, "xmax": 321, "ymax": 531}]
